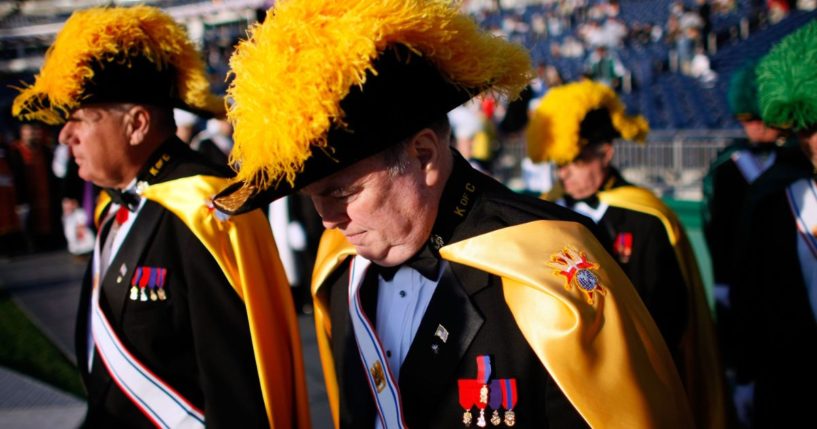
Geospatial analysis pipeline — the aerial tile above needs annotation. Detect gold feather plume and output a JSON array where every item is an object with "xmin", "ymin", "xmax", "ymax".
[{"xmin": 227, "ymin": 0, "xmax": 533, "ymax": 190}]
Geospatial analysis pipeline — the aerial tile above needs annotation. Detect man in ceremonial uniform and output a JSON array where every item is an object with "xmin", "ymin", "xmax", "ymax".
[
  {"xmin": 526, "ymin": 79, "xmax": 727, "ymax": 429},
  {"xmin": 214, "ymin": 1, "xmax": 692, "ymax": 428},
  {"xmin": 731, "ymin": 20, "xmax": 817, "ymax": 428},
  {"xmin": 701, "ymin": 60, "xmax": 788, "ymax": 379},
  {"xmin": 12, "ymin": 6, "xmax": 310, "ymax": 428}
]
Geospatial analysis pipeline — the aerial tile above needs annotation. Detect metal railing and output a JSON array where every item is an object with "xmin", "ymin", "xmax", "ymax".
[{"xmin": 497, "ymin": 129, "xmax": 744, "ymax": 201}]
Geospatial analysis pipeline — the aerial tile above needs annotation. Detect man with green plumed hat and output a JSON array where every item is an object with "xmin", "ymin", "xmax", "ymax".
[
  {"xmin": 730, "ymin": 20, "xmax": 817, "ymax": 428},
  {"xmin": 700, "ymin": 59, "xmax": 790, "ymax": 418}
]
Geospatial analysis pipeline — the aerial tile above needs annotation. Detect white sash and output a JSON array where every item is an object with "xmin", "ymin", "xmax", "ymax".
[
  {"xmin": 785, "ymin": 178, "xmax": 817, "ymax": 321},
  {"xmin": 732, "ymin": 150, "xmax": 776, "ymax": 184},
  {"xmin": 348, "ymin": 256, "xmax": 408, "ymax": 429},
  {"xmin": 90, "ymin": 218, "xmax": 205, "ymax": 428}
]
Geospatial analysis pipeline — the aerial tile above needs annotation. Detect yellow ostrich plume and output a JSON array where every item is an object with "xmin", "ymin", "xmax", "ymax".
[
  {"xmin": 228, "ymin": 0, "xmax": 533, "ymax": 190},
  {"xmin": 527, "ymin": 80, "xmax": 648, "ymax": 165},
  {"xmin": 12, "ymin": 5, "xmax": 223, "ymax": 124}
]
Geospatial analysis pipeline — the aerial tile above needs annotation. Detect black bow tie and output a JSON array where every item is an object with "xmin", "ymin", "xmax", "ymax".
[
  {"xmin": 373, "ymin": 245, "xmax": 440, "ymax": 281},
  {"xmin": 565, "ymin": 195, "xmax": 601, "ymax": 210},
  {"xmin": 105, "ymin": 188, "xmax": 141, "ymax": 212}
]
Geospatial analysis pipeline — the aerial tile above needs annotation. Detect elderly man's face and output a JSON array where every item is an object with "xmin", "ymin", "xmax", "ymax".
[
  {"xmin": 58, "ymin": 105, "xmax": 132, "ymax": 189},
  {"xmin": 557, "ymin": 143, "xmax": 612, "ymax": 200},
  {"xmin": 302, "ymin": 149, "xmax": 436, "ymax": 267}
]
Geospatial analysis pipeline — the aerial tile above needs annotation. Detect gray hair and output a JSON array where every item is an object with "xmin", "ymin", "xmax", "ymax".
[{"xmin": 381, "ymin": 115, "xmax": 451, "ymax": 176}]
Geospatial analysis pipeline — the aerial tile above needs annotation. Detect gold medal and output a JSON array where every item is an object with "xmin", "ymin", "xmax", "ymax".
[
  {"xmin": 150, "ymin": 289, "xmax": 158, "ymax": 301},
  {"xmin": 130, "ymin": 286, "xmax": 139, "ymax": 300},
  {"xmin": 490, "ymin": 410, "xmax": 501, "ymax": 426},
  {"xmin": 504, "ymin": 410, "xmax": 516, "ymax": 427},
  {"xmin": 462, "ymin": 409, "xmax": 472, "ymax": 427},
  {"xmin": 157, "ymin": 288, "xmax": 167, "ymax": 301}
]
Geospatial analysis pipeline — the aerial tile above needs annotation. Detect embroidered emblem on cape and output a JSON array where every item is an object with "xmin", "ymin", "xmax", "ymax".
[{"xmin": 548, "ymin": 246, "xmax": 606, "ymax": 304}]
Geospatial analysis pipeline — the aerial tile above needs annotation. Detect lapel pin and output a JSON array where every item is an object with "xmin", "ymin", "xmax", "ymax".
[{"xmin": 435, "ymin": 324, "xmax": 449, "ymax": 343}]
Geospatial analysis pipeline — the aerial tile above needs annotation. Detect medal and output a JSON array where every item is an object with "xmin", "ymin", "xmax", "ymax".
[
  {"xmin": 458, "ymin": 379, "xmax": 478, "ymax": 427},
  {"xmin": 500, "ymin": 378, "xmax": 517, "ymax": 426},
  {"xmin": 488, "ymin": 380, "xmax": 502, "ymax": 426},
  {"xmin": 475, "ymin": 355, "xmax": 492, "ymax": 427},
  {"xmin": 156, "ymin": 268, "xmax": 167, "ymax": 301},
  {"xmin": 130, "ymin": 267, "xmax": 143, "ymax": 301},
  {"xmin": 614, "ymin": 232, "xmax": 633, "ymax": 263}
]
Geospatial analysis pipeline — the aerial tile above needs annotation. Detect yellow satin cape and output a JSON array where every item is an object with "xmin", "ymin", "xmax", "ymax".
[
  {"xmin": 312, "ymin": 221, "xmax": 693, "ymax": 428},
  {"xmin": 598, "ymin": 186, "xmax": 727, "ymax": 429},
  {"xmin": 97, "ymin": 176, "xmax": 311, "ymax": 429}
]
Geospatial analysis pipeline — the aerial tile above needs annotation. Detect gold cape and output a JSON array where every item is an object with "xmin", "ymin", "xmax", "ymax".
[
  {"xmin": 98, "ymin": 176, "xmax": 311, "ymax": 429},
  {"xmin": 312, "ymin": 221, "xmax": 693, "ymax": 428},
  {"xmin": 598, "ymin": 186, "xmax": 727, "ymax": 429}
]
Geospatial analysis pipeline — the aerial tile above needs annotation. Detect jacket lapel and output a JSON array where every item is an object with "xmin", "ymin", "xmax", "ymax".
[
  {"xmin": 100, "ymin": 201, "xmax": 164, "ymax": 322},
  {"xmin": 397, "ymin": 264, "xmax": 484, "ymax": 423}
]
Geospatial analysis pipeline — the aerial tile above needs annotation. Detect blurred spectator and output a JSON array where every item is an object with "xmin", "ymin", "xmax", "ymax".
[
  {"xmin": 586, "ymin": 45, "xmax": 625, "ymax": 90},
  {"xmin": 690, "ymin": 44, "xmax": 718, "ymax": 86},
  {"xmin": 268, "ymin": 193, "xmax": 324, "ymax": 315},
  {"xmin": 8, "ymin": 122, "xmax": 63, "ymax": 252},
  {"xmin": 52, "ymin": 143, "xmax": 94, "ymax": 255},
  {"xmin": 767, "ymin": 0, "xmax": 790, "ymax": 23},
  {"xmin": 561, "ymin": 35, "xmax": 585, "ymax": 57},
  {"xmin": 696, "ymin": 0, "xmax": 713, "ymax": 51},
  {"xmin": 173, "ymin": 108, "xmax": 200, "ymax": 143},
  {"xmin": 190, "ymin": 117, "xmax": 234, "ymax": 167},
  {"xmin": 0, "ymin": 134, "xmax": 23, "ymax": 257}
]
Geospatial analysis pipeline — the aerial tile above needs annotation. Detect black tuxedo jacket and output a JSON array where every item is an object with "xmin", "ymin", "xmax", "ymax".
[
  {"xmin": 75, "ymin": 139, "xmax": 268, "ymax": 428},
  {"xmin": 317, "ymin": 155, "xmax": 609, "ymax": 428},
  {"xmin": 732, "ymin": 177, "xmax": 817, "ymax": 428}
]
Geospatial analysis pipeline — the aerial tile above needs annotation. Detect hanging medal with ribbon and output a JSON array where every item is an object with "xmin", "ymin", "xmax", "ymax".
[
  {"xmin": 488, "ymin": 379, "xmax": 502, "ymax": 426},
  {"xmin": 500, "ymin": 378, "xmax": 517, "ymax": 426},
  {"xmin": 458, "ymin": 379, "xmax": 479, "ymax": 427},
  {"xmin": 475, "ymin": 355, "xmax": 492, "ymax": 427}
]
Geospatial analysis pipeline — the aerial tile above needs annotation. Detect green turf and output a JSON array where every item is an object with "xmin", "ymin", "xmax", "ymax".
[{"xmin": 0, "ymin": 290, "xmax": 85, "ymax": 398}]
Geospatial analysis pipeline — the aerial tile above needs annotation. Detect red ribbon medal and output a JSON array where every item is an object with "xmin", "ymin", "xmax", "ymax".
[
  {"xmin": 614, "ymin": 232, "xmax": 633, "ymax": 263},
  {"xmin": 458, "ymin": 379, "xmax": 479, "ymax": 427},
  {"xmin": 475, "ymin": 355, "xmax": 492, "ymax": 427},
  {"xmin": 500, "ymin": 378, "xmax": 517, "ymax": 426}
]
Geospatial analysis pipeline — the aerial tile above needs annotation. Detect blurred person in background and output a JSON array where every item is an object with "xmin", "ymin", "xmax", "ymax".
[
  {"xmin": 527, "ymin": 79, "xmax": 727, "ymax": 429},
  {"xmin": 7, "ymin": 121, "xmax": 63, "ymax": 252},
  {"xmin": 701, "ymin": 60, "xmax": 790, "ymax": 424},
  {"xmin": 0, "ymin": 132, "xmax": 23, "ymax": 257},
  {"xmin": 731, "ymin": 20, "xmax": 817, "ymax": 428},
  {"xmin": 190, "ymin": 117, "xmax": 233, "ymax": 167}
]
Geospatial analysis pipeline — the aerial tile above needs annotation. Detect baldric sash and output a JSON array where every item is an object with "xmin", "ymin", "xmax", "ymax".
[
  {"xmin": 347, "ymin": 255, "xmax": 408, "ymax": 429},
  {"xmin": 731, "ymin": 150, "xmax": 776, "ymax": 184},
  {"xmin": 90, "ymin": 214, "xmax": 205, "ymax": 428},
  {"xmin": 785, "ymin": 178, "xmax": 817, "ymax": 321}
]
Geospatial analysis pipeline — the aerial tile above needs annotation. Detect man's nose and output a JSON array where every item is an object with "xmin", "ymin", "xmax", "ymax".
[
  {"xmin": 312, "ymin": 198, "xmax": 347, "ymax": 230},
  {"xmin": 58, "ymin": 123, "xmax": 73, "ymax": 146}
]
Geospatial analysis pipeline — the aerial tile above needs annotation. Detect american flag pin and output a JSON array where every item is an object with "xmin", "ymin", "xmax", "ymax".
[{"xmin": 434, "ymin": 324, "xmax": 449, "ymax": 343}]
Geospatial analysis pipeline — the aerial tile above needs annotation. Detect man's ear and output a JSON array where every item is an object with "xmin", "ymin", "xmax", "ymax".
[
  {"xmin": 126, "ymin": 105, "xmax": 151, "ymax": 146},
  {"xmin": 601, "ymin": 142, "xmax": 615, "ymax": 168},
  {"xmin": 409, "ymin": 128, "xmax": 443, "ymax": 186}
]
